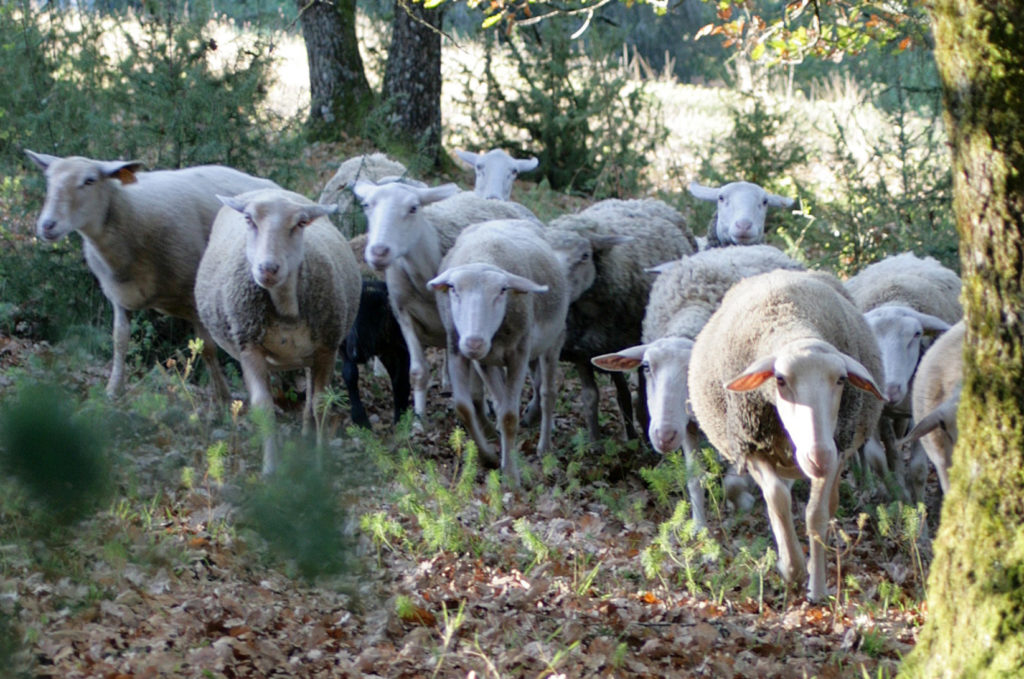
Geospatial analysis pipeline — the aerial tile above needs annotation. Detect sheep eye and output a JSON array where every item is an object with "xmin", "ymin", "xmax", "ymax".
[
  {"xmin": 82, "ymin": 177, "xmax": 97, "ymax": 187},
  {"xmin": 295, "ymin": 218, "xmax": 309, "ymax": 229},
  {"xmin": 762, "ymin": 198, "xmax": 768, "ymax": 206},
  {"xmin": 718, "ymin": 195, "xmax": 725, "ymax": 202},
  {"xmin": 245, "ymin": 216, "xmax": 257, "ymax": 230},
  {"xmin": 837, "ymin": 375, "xmax": 848, "ymax": 386},
  {"xmin": 775, "ymin": 376, "xmax": 786, "ymax": 387},
  {"xmin": 913, "ymin": 330, "xmax": 922, "ymax": 339},
  {"xmin": 641, "ymin": 361, "xmax": 651, "ymax": 374},
  {"xmin": 408, "ymin": 205, "xmax": 417, "ymax": 215}
]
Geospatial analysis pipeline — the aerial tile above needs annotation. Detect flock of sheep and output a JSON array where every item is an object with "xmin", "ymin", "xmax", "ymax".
[{"xmin": 23, "ymin": 147, "xmax": 964, "ymax": 601}]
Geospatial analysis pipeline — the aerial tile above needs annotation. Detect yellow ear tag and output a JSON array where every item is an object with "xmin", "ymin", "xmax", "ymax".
[{"xmin": 114, "ymin": 168, "xmax": 138, "ymax": 185}]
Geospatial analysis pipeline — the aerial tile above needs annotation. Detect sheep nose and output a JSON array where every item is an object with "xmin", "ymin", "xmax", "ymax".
[
  {"xmin": 461, "ymin": 336, "xmax": 487, "ymax": 359},
  {"xmin": 37, "ymin": 218, "xmax": 58, "ymax": 240},
  {"xmin": 885, "ymin": 383, "xmax": 905, "ymax": 404},
  {"xmin": 259, "ymin": 261, "xmax": 280, "ymax": 275},
  {"xmin": 651, "ymin": 426, "xmax": 681, "ymax": 454},
  {"xmin": 369, "ymin": 244, "xmax": 390, "ymax": 259},
  {"xmin": 734, "ymin": 219, "xmax": 753, "ymax": 234}
]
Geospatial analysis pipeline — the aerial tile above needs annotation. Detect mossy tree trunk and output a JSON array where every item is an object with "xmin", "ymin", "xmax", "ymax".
[
  {"xmin": 296, "ymin": 0, "xmax": 374, "ymax": 141},
  {"xmin": 901, "ymin": 1, "xmax": 1024, "ymax": 676},
  {"xmin": 380, "ymin": 0, "xmax": 446, "ymax": 167}
]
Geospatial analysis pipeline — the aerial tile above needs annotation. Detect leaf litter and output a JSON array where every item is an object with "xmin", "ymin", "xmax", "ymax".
[{"xmin": 0, "ymin": 337, "xmax": 931, "ymax": 677}]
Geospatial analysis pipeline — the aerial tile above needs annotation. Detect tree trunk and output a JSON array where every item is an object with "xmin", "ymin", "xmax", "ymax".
[
  {"xmin": 900, "ymin": 2, "xmax": 1024, "ymax": 676},
  {"xmin": 296, "ymin": 0, "xmax": 374, "ymax": 141},
  {"xmin": 380, "ymin": 0, "xmax": 446, "ymax": 166}
]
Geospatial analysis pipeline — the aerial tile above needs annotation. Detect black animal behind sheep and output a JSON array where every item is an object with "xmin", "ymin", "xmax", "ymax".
[{"xmin": 341, "ymin": 279, "xmax": 411, "ymax": 428}]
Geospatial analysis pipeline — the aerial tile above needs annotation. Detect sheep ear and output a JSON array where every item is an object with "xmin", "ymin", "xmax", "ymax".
[
  {"xmin": 766, "ymin": 193, "xmax": 795, "ymax": 209},
  {"xmin": 516, "ymin": 157, "xmax": 540, "ymax": 173},
  {"xmin": 841, "ymin": 354, "xmax": 885, "ymax": 400},
  {"xmin": 217, "ymin": 194, "xmax": 248, "ymax": 213},
  {"xmin": 909, "ymin": 310, "xmax": 953, "ymax": 335},
  {"xmin": 591, "ymin": 345, "xmax": 647, "ymax": 372},
  {"xmin": 902, "ymin": 409, "xmax": 945, "ymax": 446},
  {"xmin": 427, "ymin": 272, "xmax": 451, "ymax": 292},
  {"xmin": 725, "ymin": 355, "xmax": 776, "ymax": 391},
  {"xmin": 688, "ymin": 181, "xmax": 720, "ymax": 202},
  {"xmin": 455, "ymin": 150, "xmax": 478, "ymax": 167},
  {"xmin": 590, "ymin": 234, "xmax": 634, "ymax": 252},
  {"xmin": 350, "ymin": 179, "xmax": 377, "ymax": 201},
  {"xmin": 25, "ymin": 149, "xmax": 58, "ymax": 171},
  {"xmin": 302, "ymin": 204, "xmax": 338, "ymax": 223},
  {"xmin": 646, "ymin": 261, "xmax": 678, "ymax": 275},
  {"xmin": 99, "ymin": 160, "xmax": 143, "ymax": 185},
  {"xmin": 504, "ymin": 272, "xmax": 548, "ymax": 294},
  {"xmin": 417, "ymin": 183, "xmax": 460, "ymax": 205}
]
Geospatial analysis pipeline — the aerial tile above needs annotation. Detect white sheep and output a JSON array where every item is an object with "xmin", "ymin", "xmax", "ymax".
[
  {"xmin": 429, "ymin": 220, "xmax": 569, "ymax": 485},
  {"xmin": 592, "ymin": 245, "xmax": 804, "ymax": 528},
  {"xmin": 904, "ymin": 320, "xmax": 964, "ymax": 495},
  {"xmin": 688, "ymin": 180, "xmax": 795, "ymax": 247},
  {"xmin": 689, "ymin": 270, "xmax": 884, "ymax": 601},
  {"xmin": 25, "ymin": 150, "xmax": 278, "ymax": 401},
  {"xmin": 318, "ymin": 152, "xmax": 425, "ymax": 237},
  {"xmin": 350, "ymin": 180, "xmax": 543, "ymax": 425},
  {"xmin": 195, "ymin": 188, "xmax": 361, "ymax": 475},
  {"xmin": 455, "ymin": 149, "xmax": 539, "ymax": 201},
  {"xmin": 543, "ymin": 198, "xmax": 698, "ymax": 443},
  {"xmin": 844, "ymin": 252, "xmax": 962, "ymax": 502}
]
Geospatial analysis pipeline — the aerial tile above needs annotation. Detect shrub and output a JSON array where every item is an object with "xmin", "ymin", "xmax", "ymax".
[{"xmin": 456, "ymin": 19, "xmax": 667, "ymax": 198}]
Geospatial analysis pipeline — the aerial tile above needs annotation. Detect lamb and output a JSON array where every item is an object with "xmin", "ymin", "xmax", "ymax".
[
  {"xmin": 350, "ymin": 180, "xmax": 544, "ymax": 425},
  {"xmin": 25, "ymin": 150, "xmax": 278, "ymax": 401},
  {"xmin": 844, "ymin": 252, "xmax": 962, "ymax": 502},
  {"xmin": 543, "ymin": 198, "xmax": 698, "ymax": 442},
  {"xmin": 340, "ymin": 278, "xmax": 411, "ymax": 429},
  {"xmin": 591, "ymin": 245, "xmax": 804, "ymax": 527},
  {"xmin": 318, "ymin": 153, "xmax": 424, "ymax": 237},
  {"xmin": 455, "ymin": 149, "xmax": 539, "ymax": 201},
  {"xmin": 195, "ymin": 188, "xmax": 361, "ymax": 475},
  {"xmin": 689, "ymin": 269, "xmax": 884, "ymax": 601},
  {"xmin": 903, "ymin": 320, "xmax": 964, "ymax": 495},
  {"xmin": 688, "ymin": 180, "xmax": 795, "ymax": 247},
  {"xmin": 429, "ymin": 220, "xmax": 569, "ymax": 485}
]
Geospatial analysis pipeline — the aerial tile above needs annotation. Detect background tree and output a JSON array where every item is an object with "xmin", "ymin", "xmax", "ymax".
[
  {"xmin": 296, "ymin": 0, "xmax": 374, "ymax": 140},
  {"xmin": 380, "ymin": 0, "xmax": 447, "ymax": 166},
  {"xmin": 899, "ymin": 1, "xmax": 1024, "ymax": 673}
]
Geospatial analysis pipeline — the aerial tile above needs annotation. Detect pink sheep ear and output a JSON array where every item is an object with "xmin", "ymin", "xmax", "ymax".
[
  {"xmin": 591, "ymin": 345, "xmax": 647, "ymax": 372},
  {"xmin": 842, "ymin": 354, "xmax": 885, "ymax": 400},
  {"xmin": 724, "ymin": 355, "xmax": 776, "ymax": 391}
]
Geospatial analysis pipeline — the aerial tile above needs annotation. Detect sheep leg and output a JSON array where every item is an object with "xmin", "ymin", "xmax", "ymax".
[
  {"xmin": 380, "ymin": 338, "xmax": 412, "ymax": 426},
  {"xmin": 238, "ymin": 347, "xmax": 277, "ymax": 476},
  {"xmin": 805, "ymin": 463, "xmax": 840, "ymax": 603},
  {"xmin": 681, "ymin": 426, "xmax": 707, "ymax": 530},
  {"xmin": 576, "ymin": 360, "xmax": 602, "ymax": 442},
  {"xmin": 449, "ymin": 353, "xmax": 498, "ymax": 467},
  {"xmin": 107, "ymin": 304, "xmax": 131, "ymax": 398},
  {"xmin": 194, "ymin": 322, "xmax": 231, "ymax": 403},
  {"xmin": 394, "ymin": 309, "xmax": 429, "ymax": 430},
  {"xmin": 906, "ymin": 439, "xmax": 930, "ymax": 505},
  {"xmin": 746, "ymin": 456, "xmax": 807, "ymax": 588},
  {"xmin": 635, "ymin": 370, "xmax": 650, "ymax": 444},
  {"xmin": 304, "ymin": 347, "xmax": 337, "ymax": 470},
  {"xmin": 520, "ymin": 363, "xmax": 541, "ymax": 428},
  {"xmin": 479, "ymin": 360, "xmax": 527, "ymax": 488},
  {"xmin": 880, "ymin": 416, "xmax": 909, "ymax": 500},
  {"xmin": 536, "ymin": 345, "xmax": 561, "ymax": 456},
  {"xmin": 610, "ymin": 371, "xmax": 639, "ymax": 440},
  {"xmin": 341, "ymin": 356, "xmax": 371, "ymax": 429}
]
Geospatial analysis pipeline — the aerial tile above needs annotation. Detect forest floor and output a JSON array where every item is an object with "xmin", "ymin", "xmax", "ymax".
[{"xmin": 0, "ymin": 329, "xmax": 935, "ymax": 679}]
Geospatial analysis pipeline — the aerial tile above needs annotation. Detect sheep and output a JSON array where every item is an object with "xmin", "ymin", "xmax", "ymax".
[
  {"xmin": 689, "ymin": 269, "xmax": 884, "ymax": 601},
  {"xmin": 844, "ymin": 252, "xmax": 962, "ymax": 502},
  {"xmin": 542, "ymin": 198, "xmax": 698, "ymax": 443},
  {"xmin": 318, "ymin": 153, "xmax": 425, "ymax": 237},
  {"xmin": 340, "ymin": 278, "xmax": 411, "ymax": 429},
  {"xmin": 455, "ymin": 149, "xmax": 539, "ymax": 201},
  {"xmin": 194, "ymin": 188, "xmax": 361, "ymax": 475},
  {"xmin": 903, "ymin": 320, "xmax": 964, "ymax": 495},
  {"xmin": 350, "ymin": 180, "xmax": 544, "ymax": 426},
  {"xmin": 688, "ymin": 180, "xmax": 795, "ymax": 247},
  {"xmin": 25, "ymin": 150, "xmax": 278, "ymax": 401},
  {"xmin": 592, "ymin": 245, "xmax": 804, "ymax": 528},
  {"xmin": 429, "ymin": 219, "xmax": 569, "ymax": 485}
]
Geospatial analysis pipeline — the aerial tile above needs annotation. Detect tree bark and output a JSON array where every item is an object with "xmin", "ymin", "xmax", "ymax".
[
  {"xmin": 380, "ymin": 0, "xmax": 446, "ymax": 166},
  {"xmin": 296, "ymin": 0, "xmax": 374, "ymax": 141},
  {"xmin": 900, "ymin": 1, "xmax": 1024, "ymax": 676}
]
